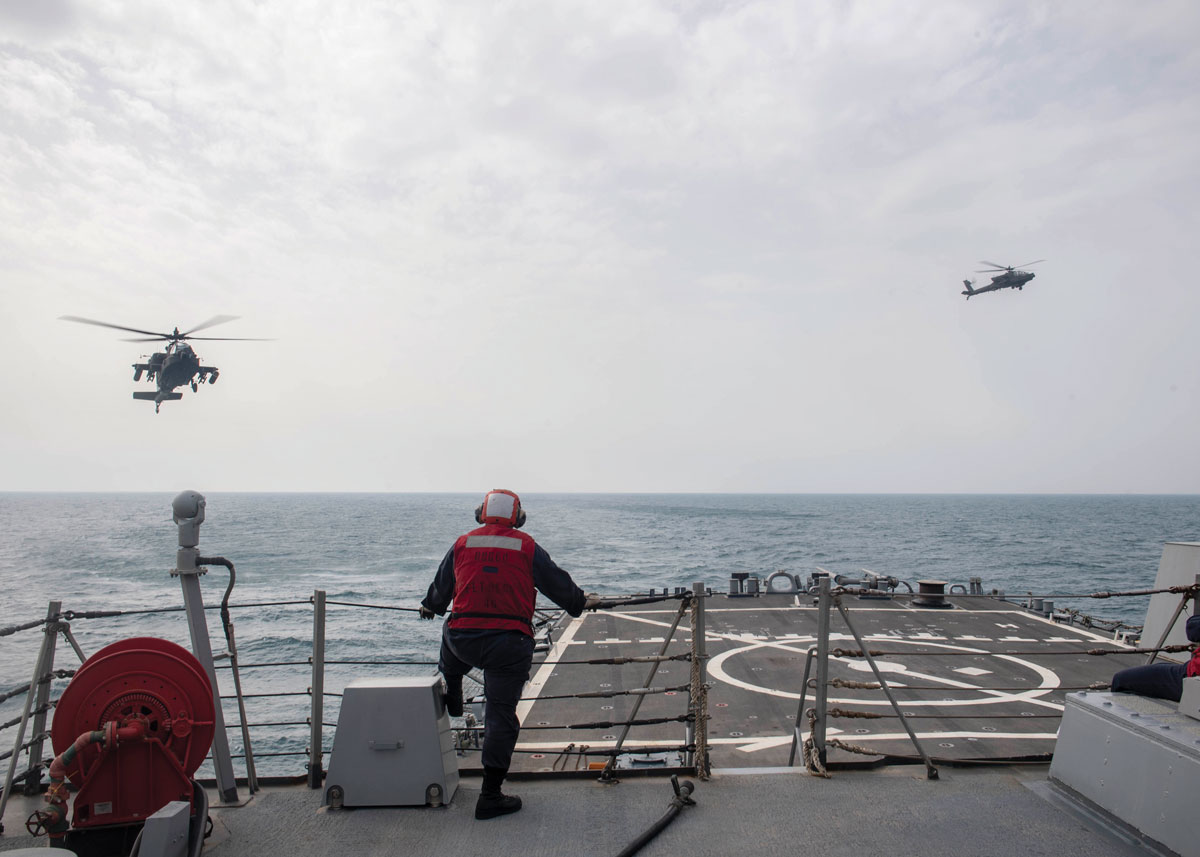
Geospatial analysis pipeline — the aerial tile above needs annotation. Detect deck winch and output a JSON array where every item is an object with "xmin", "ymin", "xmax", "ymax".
[{"xmin": 39, "ymin": 637, "xmax": 214, "ymax": 848}]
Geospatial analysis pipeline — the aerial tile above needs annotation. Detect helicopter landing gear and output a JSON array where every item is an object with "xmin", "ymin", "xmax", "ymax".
[
  {"xmin": 191, "ymin": 381, "xmax": 198, "ymax": 392},
  {"xmin": 155, "ymin": 401, "xmax": 161, "ymax": 414}
]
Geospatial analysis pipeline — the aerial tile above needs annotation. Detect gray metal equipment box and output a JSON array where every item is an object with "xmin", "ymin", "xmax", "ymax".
[
  {"xmin": 1051, "ymin": 691, "xmax": 1200, "ymax": 857},
  {"xmin": 324, "ymin": 676, "xmax": 459, "ymax": 808}
]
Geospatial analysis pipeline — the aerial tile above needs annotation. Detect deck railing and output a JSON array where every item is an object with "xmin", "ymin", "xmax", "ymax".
[{"xmin": 3, "ymin": 567, "xmax": 1192, "ymax": 828}]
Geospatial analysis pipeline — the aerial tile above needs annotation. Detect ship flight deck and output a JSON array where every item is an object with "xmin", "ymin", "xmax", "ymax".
[{"xmin": 506, "ymin": 591, "xmax": 1145, "ymax": 773}]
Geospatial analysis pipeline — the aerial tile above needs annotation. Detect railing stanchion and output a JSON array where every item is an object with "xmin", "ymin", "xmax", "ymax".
[
  {"xmin": 689, "ymin": 581, "xmax": 709, "ymax": 779},
  {"xmin": 812, "ymin": 578, "xmax": 832, "ymax": 772},
  {"xmin": 1145, "ymin": 579, "xmax": 1197, "ymax": 665},
  {"xmin": 308, "ymin": 590, "xmax": 326, "ymax": 790},
  {"xmin": 22, "ymin": 602, "xmax": 61, "ymax": 796},
  {"xmin": 1, "ymin": 602, "xmax": 59, "ymax": 828},
  {"xmin": 787, "ymin": 648, "xmax": 816, "ymax": 768}
]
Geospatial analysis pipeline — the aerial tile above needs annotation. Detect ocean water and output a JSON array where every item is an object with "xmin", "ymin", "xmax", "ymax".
[{"xmin": 1, "ymin": 492, "xmax": 1197, "ymax": 778}]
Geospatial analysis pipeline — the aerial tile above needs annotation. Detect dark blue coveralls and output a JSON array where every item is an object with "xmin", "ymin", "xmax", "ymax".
[{"xmin": 1111, "ymin": 615, "xmax": 1200, "ymax": 702}]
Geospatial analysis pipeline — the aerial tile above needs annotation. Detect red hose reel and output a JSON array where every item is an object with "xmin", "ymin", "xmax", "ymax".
[{"xmin": 51, "ymin": 637, "xmax": 215, "ymax": 829}]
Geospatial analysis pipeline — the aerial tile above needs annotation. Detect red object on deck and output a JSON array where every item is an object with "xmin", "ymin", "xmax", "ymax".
[{"xmin": 50, "ymin": 637, "xmax": 216, "ymax": 828}]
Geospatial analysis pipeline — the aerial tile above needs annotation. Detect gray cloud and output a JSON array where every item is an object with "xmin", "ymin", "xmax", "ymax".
[{"xmin": 1, "ymin": 0, "xmax": 1198, "ymax": 492}]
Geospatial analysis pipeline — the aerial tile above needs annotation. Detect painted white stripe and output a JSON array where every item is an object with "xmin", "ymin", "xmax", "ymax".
[
  {"xmin": 517, "ymin": 613, "xmax": 585, "ymax": 722},
  {"xmin": 465, "ymin": 535, "xmax": 523, "ymax": 550},
  {"xmin": 515, "ymin": 731, "xmax": 1058, "ymax": 753}
]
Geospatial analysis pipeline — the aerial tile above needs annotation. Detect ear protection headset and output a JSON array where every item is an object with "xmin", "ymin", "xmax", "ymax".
[{"xmin": 474, "ymin": 489, "xmax": 526, "ymax": 528}]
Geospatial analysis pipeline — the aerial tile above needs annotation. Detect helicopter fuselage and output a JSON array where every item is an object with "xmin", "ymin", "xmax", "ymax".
[
  {"xmin": 962, "ymin": 270, "xmax": 1036, "ymax": 298},
  {"xmin": 132, "ymin": 343, "xmax": 219, "ymax": 409}
]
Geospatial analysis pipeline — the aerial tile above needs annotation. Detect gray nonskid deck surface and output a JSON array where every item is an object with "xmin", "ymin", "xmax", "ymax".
[
  {"xmin": 507, "ymin": 593, "xmax": 1145, "ymax": 772},
  {"xmin": 1, "ymin": 769, "xmax": 1154, "ymax": 857}
]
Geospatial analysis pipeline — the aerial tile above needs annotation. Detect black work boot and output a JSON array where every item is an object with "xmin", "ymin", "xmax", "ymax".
[
  {"xmin": 475, "ymin": 766, "xmax": 521, "ymax": 820},
  {"xmin": 443, "ymin": 677, "xmax": 464, "ymax": 717}
]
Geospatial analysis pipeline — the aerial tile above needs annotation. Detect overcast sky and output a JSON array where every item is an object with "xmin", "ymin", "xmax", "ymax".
[{"xmin": 2, "ymin": 1, "xmax": 1198, "ymax": 493}]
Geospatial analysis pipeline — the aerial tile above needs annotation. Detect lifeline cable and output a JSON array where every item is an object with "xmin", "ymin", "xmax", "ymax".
[
  {"xmin": 0, "ymin": 618, "xmax": 53, "ymax": 638},
  {"xmin": 0, "ymin": 671, "xmax": 74, "ymax": 705},
  {"xmin": 456, "ymin": 743, "xmax": 696, "ymax": 758},
  {"xmin": 825, "ymin": 677, "xmax": 1110, "ymax": 692},
  {"xmin": 827, "ymin": 708, "xmax": 1063, "ymax": 720},
  {"xmin": 587, "ymin": 593, "xmax": 689, "ymax": 610},
  {"xmin": 828, "ymin": 644, "xmax": 1191, "ymax": 658},
  {"xmin": 455, "ymin": 714, "xmax": 693, "ymax": 732},
  {"xmin": 514, "ymin": 684, "xmax": 689, "ymax": 703},
  {"xmin": 824, "ymin": 737, "xmax": 1053, "ymax": 767}
]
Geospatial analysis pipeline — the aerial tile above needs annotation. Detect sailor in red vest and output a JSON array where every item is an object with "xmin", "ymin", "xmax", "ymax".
[
  {"xmin": 420, "ymin": 489, "xmax": 598, "ymax": 819},
  {"xmin": 1111, "ymin": 614, "xmax": 1200, "ymax": 701}
]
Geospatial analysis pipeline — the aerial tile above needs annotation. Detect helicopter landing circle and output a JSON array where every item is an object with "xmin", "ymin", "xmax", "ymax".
[{"xmin": 705, "ymin": 636, "xmax": 1062, "ymax": 708}]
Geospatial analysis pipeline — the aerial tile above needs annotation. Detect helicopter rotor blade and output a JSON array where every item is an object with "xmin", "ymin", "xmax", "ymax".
[
  {"xmin": 179, "ymin": 315, "xmax": 240, "ymax": 337},
  {"xmin": 1014, "ymin": 259, "xmax": 1044, "ymax": 268},
  {"xmin": 60, "ymin": 316, "xmax": 172, "ymax": 339},
  {"xmin": 975, "ymin": 268, "xmax": 1006, "ymax": 273},
  {"xmin": 183, "ymin": 336, "xmax": 274, "ymax": 341},
  {"xmin": 979, "ymin": 261, "xmax": 1009, "ymax": 270},
  {"xmin": 121, "ymin": 336, "xmax": 173, "ymax": 343}
]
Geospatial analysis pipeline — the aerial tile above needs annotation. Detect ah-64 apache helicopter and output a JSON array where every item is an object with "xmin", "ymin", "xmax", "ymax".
[
  {"xmin": 60, "ymin": 315, "xmax": 269, "ymax": 412},
  {"xmin": 961, "ymin": 260, "xmax": 1044, "ymax": 299}
]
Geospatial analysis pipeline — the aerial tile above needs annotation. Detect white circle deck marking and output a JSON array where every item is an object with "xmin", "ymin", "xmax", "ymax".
[{"xmin": 706, "ymin": 636, "xmax": 1062, "ymax": 707}]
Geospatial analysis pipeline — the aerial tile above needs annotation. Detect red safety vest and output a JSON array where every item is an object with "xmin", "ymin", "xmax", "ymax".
[{"xmin": 449, "ymin": 524, "xmax": 537, "ymax": 637}]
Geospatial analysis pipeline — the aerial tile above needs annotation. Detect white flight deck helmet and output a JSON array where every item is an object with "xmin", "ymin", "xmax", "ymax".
[{"xmin": 474, "ymin": 489, "xmax": 526, "ymax": 528}]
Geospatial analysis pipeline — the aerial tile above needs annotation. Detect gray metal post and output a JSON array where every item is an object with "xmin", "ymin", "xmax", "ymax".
[
  {"xmin": 835, "ymin": 599, "xmax": 938, "ymax": 779},
  {"xmin": 787, "ymin": 648, "xmax": 817, "ymax": 767},
  {"xmin": 225, "ymin": 617, "xmax": 259, "ymax": 794},
  {"xmin": 1146, "ymin": 587, "xmax": 1193, "ymax": 666},
  {"xmin": 171, "ymin": 491, "xmax": 239, "ymax": 804},
  {"xmin": 22, "ymin": 601, "xmax": 61, "ymax": 794},
  {"xmin": 60, "ymin": 625, "xmax": 86, "ymax": 663},
  {"xmin": 690, "ymin": 581, "xmax": 709, "ymax": 778},
  {"xmin": 813, "ymin": 577, "xmax": 832, "ymax": 769},
  {"xmin": 308, "ymin": 589, "xmax": 326, "ymax": 789},
  {"xmin": 0, "ymin": 605, "xmax": 59, "ymax": 825}
]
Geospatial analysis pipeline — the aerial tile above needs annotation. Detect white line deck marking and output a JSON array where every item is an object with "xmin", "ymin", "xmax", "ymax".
[
  {"xmin": 519, "ymin": 614, "xmax": 585, "ymax": 722},
  {"xmin": 515, "ymin": 731, "xmax": 1058, "ymax": 754}
]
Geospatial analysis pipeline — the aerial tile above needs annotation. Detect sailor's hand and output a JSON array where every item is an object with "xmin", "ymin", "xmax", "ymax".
[
  {"xmin": 418, "ymin": 605, "xmax": 436, "ymax": 620},
  {"xmin": 584, "ymin": 594, "xmax": 605, "ymax": 611}
]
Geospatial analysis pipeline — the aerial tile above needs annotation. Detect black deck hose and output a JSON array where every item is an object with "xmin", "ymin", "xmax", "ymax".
[
  {"xmin": 196, "ymin": 556, "xmax": 236, "ymax": 645},
  {"xmin": 614, "ymin": 776, "xmax": 697, "ymax": 857}
]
